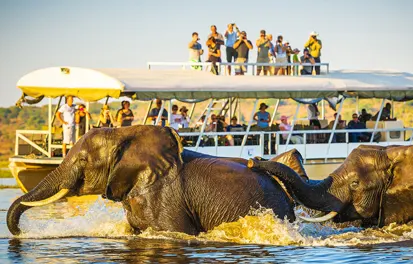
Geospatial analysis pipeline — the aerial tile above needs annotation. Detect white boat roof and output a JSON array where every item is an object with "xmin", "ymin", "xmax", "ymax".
[{"xmin": 17, "ymin": 67, "xmax": 413, "ymax": 102}]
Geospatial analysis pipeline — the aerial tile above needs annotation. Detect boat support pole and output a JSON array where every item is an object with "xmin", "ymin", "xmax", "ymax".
[
  {"xmin": 270, "ymin": 99, "xmax": 280, "ymax": 125},
  {"xmin": 325, "ymin": 99, "xmax": 345, "ymax": 162},
  {"xmin": 370, "ymin": 99, "xmax": 385, "ymax": 143},
  {"xmin": 285, "ymin": 103, "xmax": 301, "ymax": 151},
  {"xmin": 195, "ymin": 99, "xmax": 214, "ymax": 151},
  {"xmin": 46, "ymin": 96, "xmax": 63, "ymax": 155},
  {"xmin": 188, "ymin": 102, "xmax": 196, "ymax": 127},
  {"xmin": 239, "ymin": 99, "xmax": 259, "ymax": 158},
  {"xmin": 168, "ymin": 100, "xmax": 172, "ymax": 126},
  {"xmin": 356, "ymin": 96, "xmax": 359, "ymax": 115},
  {"xmin": 48, "ymin": 98, "xmax": 52, "ymax": 157},
  {"xmin": 155, "ymin": 100, "xmax": 165, "ymax": 126},
  {"xmin": 85, "ymin": 102, "xmax": 90, "ymax": 134},
  {"xmin": 143, "ymin": 100, "xmax": 154, "ymax": 125}
]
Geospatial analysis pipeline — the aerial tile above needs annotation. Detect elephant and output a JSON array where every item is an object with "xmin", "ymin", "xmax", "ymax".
[
  {"xmin": 247, "ymin": 144, "xmax": 413, "ymax": 227},
  {"xmin": 7, "ymin": 125, "xmax": 307, "ymax": 236}
]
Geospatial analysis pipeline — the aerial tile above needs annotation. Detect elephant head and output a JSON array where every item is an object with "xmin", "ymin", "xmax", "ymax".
[
  {"xmin": 250, "ymin": 145, "xmax": 413, "ymax": 226},
  {"xmin": 7, "ymin": 125, "xmax": 184, "ymax": 235}
]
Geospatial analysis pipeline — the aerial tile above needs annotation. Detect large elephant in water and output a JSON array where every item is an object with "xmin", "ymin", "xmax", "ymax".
[
  {"xmin": 248, "ymin": 145, "xmax": 413, "ymax": 227},
  {"xmin": 7, "ymin": 126, "xmax": 306, "ymax": 236}
]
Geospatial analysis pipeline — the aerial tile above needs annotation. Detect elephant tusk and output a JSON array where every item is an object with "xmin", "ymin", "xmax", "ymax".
[
  {"xmin": 21, "ymin": 189, "xmax": 70, "ymax": 207},
  {"xmin": 298, "ymin": 211, "xmax": 338, "ymax": 223}
]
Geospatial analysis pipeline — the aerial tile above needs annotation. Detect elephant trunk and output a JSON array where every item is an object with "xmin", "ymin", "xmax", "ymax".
[
  {"xmin": 7, "ymin": 164, "xmax": 77, "ymax": 235},
  {"xmin": 248, "ymin": 159, "xmax": 343, "ymax": 213}
]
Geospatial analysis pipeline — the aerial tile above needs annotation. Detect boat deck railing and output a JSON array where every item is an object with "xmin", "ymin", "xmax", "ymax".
[
  {"xmin": 13, "ymin": 126, "xmax": 413, "ymax": 162},
  {"xmin": 147, "ymin": 62, "xmax": 330, "ymax": 75},
  {"xmin": 179, "ymin": 127, "xmax": 413, "ymax": 162}
]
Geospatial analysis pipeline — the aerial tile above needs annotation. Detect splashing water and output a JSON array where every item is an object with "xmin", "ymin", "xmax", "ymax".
[{"xmin": 15, "ymin": 198, "xmax": 413, "ymax": 246}]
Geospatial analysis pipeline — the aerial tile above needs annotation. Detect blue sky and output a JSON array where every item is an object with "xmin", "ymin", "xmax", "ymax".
[{"xmin": 0, "ymin": 0, "xmax": 412, "ymax": 107}]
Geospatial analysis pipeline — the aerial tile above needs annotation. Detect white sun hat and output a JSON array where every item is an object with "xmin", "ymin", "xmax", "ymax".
[{"xmin": 310, "ymin": 31, "xmax": 319, "ymax": 36}]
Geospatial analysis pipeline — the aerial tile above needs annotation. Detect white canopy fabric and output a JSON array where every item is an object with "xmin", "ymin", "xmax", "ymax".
[{"xmin": 17, "ymin": 67, "xmax": 413, "ymax": 101}]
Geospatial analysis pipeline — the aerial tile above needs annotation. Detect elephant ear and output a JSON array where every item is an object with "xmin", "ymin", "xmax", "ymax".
[
  {"xmin": 105, "ymin": 126, "xmax": 184, "ymax": 201},
  {"xmin": 270, "ymin": 149, "xmax": 308, "ymax": 181},
  {"xmin": 381, "ymin": 146, "xmax": 413, "ymax": 225}
]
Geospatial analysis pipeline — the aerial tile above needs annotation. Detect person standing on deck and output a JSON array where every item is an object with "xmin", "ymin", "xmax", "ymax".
[
  {"xmin": 233, "ymin": 31, "xmax": 253, "ymax": 75},
  {"xmin": 224, "ymin": 23, "xmax": 240, "ymax": 75},
  {"xmin": 254, "ymin": 103, "xmax": 271, "ymax": 128},
  {"xmin": 304, "ymin": 31, "xmax": 322, "ymax": 75},
  {"xmin": 117, "ymin": 101, "xmax": 134, "ymax": 127},
  {"xmin": 75, "ymin": 103, "xmax": 91, "ymax": 141},
  {"xmin": 149, "ymin": 99, "xmax": 168, "ymax": 127},
  {"xmin": 207, "ymin": 25, "xmax": 225, "ymax": 46},
  {"xmin": 57, "ymin": 96, "xmax": 76, "ymax": 158},
  {"xmin": 188, "ymin": 32, "xmax": 204, "ymax": 70},
  {"xmin": 267, "ymin": 34, "xmax": 276, "ymax": 75},
  {"xmin": 274, "ymin": 35, "xmax": 288, "ymax": 75},
  {"xmin": 307, "ymin": 103, "xmax": 321, "ymax": 128},
  {"xmin": 256, "ymin": 30, "xmax": 271, "ymax": 76}
]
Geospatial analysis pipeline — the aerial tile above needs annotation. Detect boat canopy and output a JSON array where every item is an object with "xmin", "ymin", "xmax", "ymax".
[{"xmin": 17, "ymin": 67, "xmax": 413, "ymax": 102}]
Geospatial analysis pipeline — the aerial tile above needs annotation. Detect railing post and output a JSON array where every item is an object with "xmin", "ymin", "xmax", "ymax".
[
  {"xmin": 143, "ymin": 100, "xmax": 154, "ymax": 125},
  {"xmin": 285, "ymin": 103, "xmax": 300, "ymax": 151},
  {"xmin": 260, "ymin": 132, "xmax": 264, "ymax": 156},
  {"xmin": 195, "ymin": 99, "xmax": 214, "ymax": 150},
  {"xmin": 15, "ymin": 133, "xmax": 19, "ymax": 156},
  {"xmin": 155, "ymin": 100, "xmax": 165, "ymax": 126},
  {"xmin": 48, "ymin": 98, "xmax": 52, "ymax": 157},
  {"xmin": 325, "ymin": 99, "xmax": 345, "ymax": 162},
  {"xmin": 370, "ymin": 99, "xmax": 386, "ymax": 143},
  {"xmin": 303, "ymin": 133, "xmax": 307, "ymax": 163},
  {"xmin": 270, "ymin": 99, "xmax": 280, "ymax": 125},
  {"xmin": 239, "ymin": 99, "xmax": 259, "ymax": 157}
]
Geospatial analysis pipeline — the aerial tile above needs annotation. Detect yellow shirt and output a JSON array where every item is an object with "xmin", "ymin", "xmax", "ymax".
[{"xmin": 304, "ymin": 38, "xmax": 322, "ymax": 58}]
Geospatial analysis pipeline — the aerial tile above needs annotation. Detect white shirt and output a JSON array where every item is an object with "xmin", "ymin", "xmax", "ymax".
[
  {"xmin": 279, "ymin": 122, "xmax": 292, "ymax": 140},
  {"xmin": 307, "ymin": 104, "xmax": 319, "ymax": 120},
  {"xmin": 58, "ymin": 104, "xmax": 76, "ymax": 126},
  {"xmin": 170, "ymin": 113, "xmax": 182, "ymax": 130},
  {"xmin": 181, "ymin": 115, "xmax": 190, "ymax": 128}
]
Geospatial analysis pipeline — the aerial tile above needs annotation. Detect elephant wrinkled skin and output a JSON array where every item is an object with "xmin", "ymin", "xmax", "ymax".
[
  {"xmin": 7, "ymin": 126, "xmax": 306, "ymax": 236},
  {"xmin": 249, "ymin": 145, "xmax": 413, "ymax": 226}
]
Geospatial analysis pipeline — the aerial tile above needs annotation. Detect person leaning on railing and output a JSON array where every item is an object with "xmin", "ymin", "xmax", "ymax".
[
  {"xmin": 300, "ymin": 49, "xmax": 316, "ymax": 75},
  {"xmin": 56, "ymin": 95, "xmax": 76, "ymax": 157}
]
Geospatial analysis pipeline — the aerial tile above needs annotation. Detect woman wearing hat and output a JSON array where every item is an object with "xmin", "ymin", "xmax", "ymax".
[
  {"xmin": 180, "ymin": 106, "xmax": 190, "ymax": 128},
  {"xmin": 254, "ymin": 103, "xmax": 271, "ymax": 128}
]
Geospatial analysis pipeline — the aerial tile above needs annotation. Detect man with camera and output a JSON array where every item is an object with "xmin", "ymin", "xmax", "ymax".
[
  {"xmin": 233, "ymin": 31, "xmax": 253, "ymax": 75},
  {"xmin": 224, "ymin": 23, "xmax": 240, "ymax": 75},
  {"xmin": 300, "ymin": 49, "xmax": 315, "ymax": 75},
  {"xmin": 304, "ymin": 31, "xmax": 322, "ymax": 75},
  {"xmin": 256, "ymin": 30, "xmax": 271, "ymax": 76},
  {"xmin": 188, "ymin": 32, "xmax": 204, "ymax": 70}
]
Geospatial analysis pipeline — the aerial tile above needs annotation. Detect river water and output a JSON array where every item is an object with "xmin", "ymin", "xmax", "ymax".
[{"xmin": 1, "ymin": 189, "xmax": 413, "ymax": 263}]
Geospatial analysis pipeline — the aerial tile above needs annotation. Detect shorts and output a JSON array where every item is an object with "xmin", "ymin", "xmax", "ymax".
[
  {"xmin": 226, "ymin": 47, "xmax": 238, "ymax": 62},
  {"xmin": 63, "ymin": 124, "xmax": 75, "ymax": 144},
  {"xmin": 256, "ymin": 58, "xmax": 269, "ymax": 71},
  {"xmin": 234, "ymin": 58, "xmax": 247, "ymax": 73},
  {"xmin": 276, "ymin": 57, "xmax": 288, "ymax": 69}
]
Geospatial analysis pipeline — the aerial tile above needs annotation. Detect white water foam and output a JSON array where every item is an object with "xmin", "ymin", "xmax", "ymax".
[{"xmin": 12, "ymin": 199, "xmax": 413, "ymax": 246}]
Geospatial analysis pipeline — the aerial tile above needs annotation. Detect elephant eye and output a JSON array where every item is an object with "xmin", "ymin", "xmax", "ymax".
[
  {"xmin": 79, "ymin": 157, "xmax": 87, "ymax": 163},
  {"xmin": 350, "ymin": 181, "xmax": 359, "ymax": 190}
]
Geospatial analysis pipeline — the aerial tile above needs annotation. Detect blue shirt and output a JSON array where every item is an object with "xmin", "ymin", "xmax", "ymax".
[
  {"xmin": 225, "ymin": 31, "xmax": 238, "ymax": 47},
  {"xmin": 256, "ymin": 111, "xmax": 270, "ymax": 128}
]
